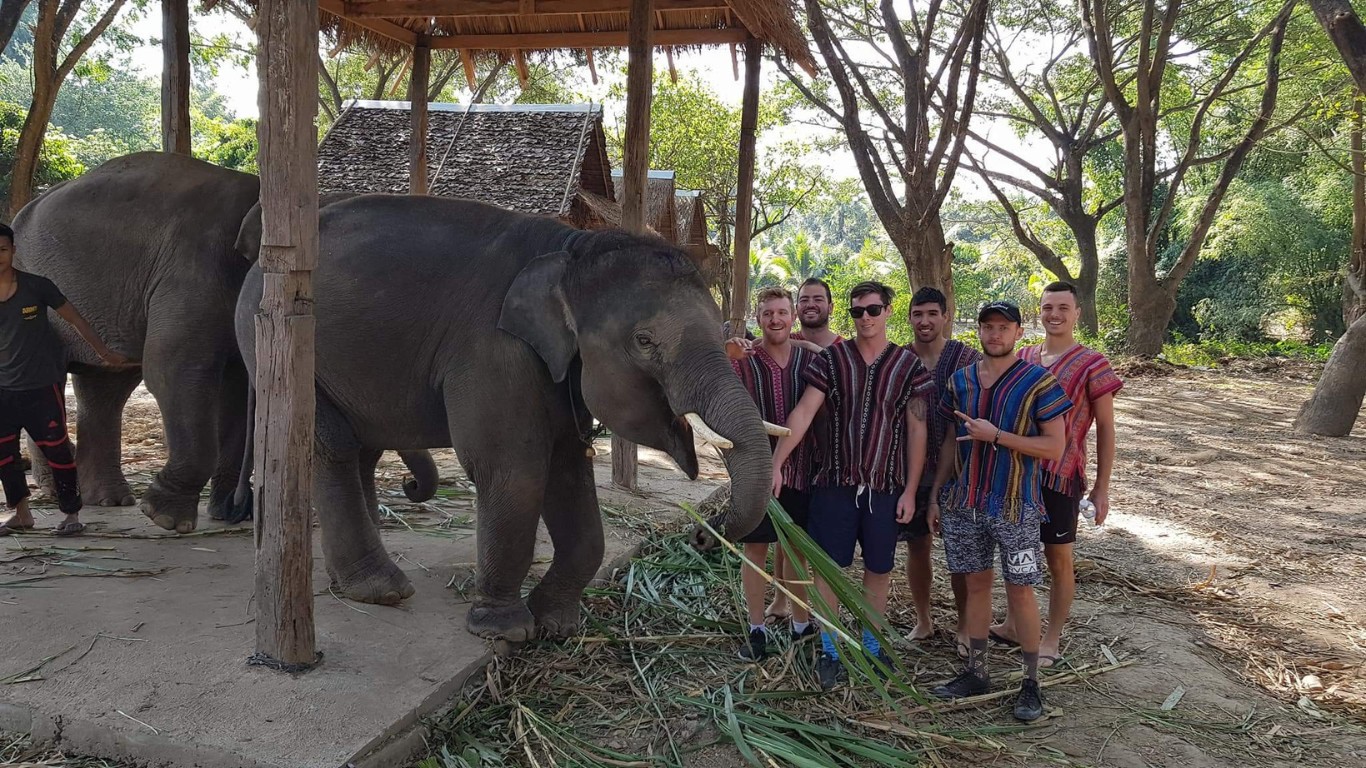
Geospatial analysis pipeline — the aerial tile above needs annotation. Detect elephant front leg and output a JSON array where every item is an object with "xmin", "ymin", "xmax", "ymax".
[
  {"xmin": 465, "ymin": 464, "xmax": 547, "ymax": 645},
  {"xmin": 72, "ymin": 369, "xmax": 143, "ymax": 507},
  {"xmin": 314, "ymin": 394, "xmax": 413, "ymax": 604},
  {"xmin": 140, "ymin": 366, "xmax": 223, "ymax": 533},
  {"xmin": 527, "ymin": 438, "xmax": 604, "ymax": 640}
]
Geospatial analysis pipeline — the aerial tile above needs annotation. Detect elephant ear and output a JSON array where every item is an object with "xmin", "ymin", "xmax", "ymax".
[
  {"xmin": 235, "ymin": 202, "xmax": 265, "ymax": 263},
  {"xmin": 498, "ymin": 251, "xmax": 577, "ymax": 383}
]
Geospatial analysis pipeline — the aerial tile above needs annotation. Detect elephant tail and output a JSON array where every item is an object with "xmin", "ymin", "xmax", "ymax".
[
  {"xmin": 398, "ymin": 450, "xmax": 439, "ymax": 502},
  {"xmin": 227, "ymin": 386, "xmax": 255, "ymax": 525}
]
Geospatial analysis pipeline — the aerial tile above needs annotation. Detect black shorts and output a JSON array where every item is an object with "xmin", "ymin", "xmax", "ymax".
[
  {"xmin": 807, "ymin": 485, "xmax": 901, "ymax": 574},
  {"xmin": 1041, "ymin": 487, "xmax": 1081, "ymax": 545},
  {"xmin": 739, "ymin": 486, "xmax": 810, "ymax": 544},
  {"xmin": 897, "ymin": 486, "xmax": 932, "ymax": 541}
]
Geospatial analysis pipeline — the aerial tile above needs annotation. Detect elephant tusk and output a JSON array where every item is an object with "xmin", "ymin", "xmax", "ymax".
[
  {"xmin": 684, "ymin": 413, "xmax": 734, "ymax": 449},
  {"xmin": 763, "ymin": 420, "xmax": 791, "ymax": 438}
]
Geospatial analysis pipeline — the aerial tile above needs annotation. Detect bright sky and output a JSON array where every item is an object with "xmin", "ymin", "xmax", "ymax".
[{"xmin": 122, "ymin": 6, "xmax": 1045, "ymax": 196}]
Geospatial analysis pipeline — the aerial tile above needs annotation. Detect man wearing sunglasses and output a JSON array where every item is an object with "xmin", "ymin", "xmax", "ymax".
[{"xmin": 770, "ymin": 281, "xmax": 931, "ymax": 690}]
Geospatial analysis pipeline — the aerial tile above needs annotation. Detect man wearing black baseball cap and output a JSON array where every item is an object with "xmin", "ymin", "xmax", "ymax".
[{"xmin": 926, "ymin": 298, "xmax": 1072, "ymax": 721}]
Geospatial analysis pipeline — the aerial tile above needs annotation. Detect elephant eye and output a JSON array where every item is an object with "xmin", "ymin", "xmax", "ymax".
[{"xmin": 634, "ymin": 332, "xmax": 655, "ymax": 348}]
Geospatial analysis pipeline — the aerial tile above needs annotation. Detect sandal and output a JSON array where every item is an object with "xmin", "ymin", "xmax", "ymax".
[
  {"xmin": 0, "ymin": 522, "xmax": 34, "ymax": 537},
  {"xmin": 1039, "ymin": 654, "xmax": 1065, "ymax": 669},
  {"xmin": 53, "ymin": 520, "xmax": 85, "ymax": 537},
  {"xmin": 989, "ymin": 629, "xmax": 1021, "ymax": 648}
]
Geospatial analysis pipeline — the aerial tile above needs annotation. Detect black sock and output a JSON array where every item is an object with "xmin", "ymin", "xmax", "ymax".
[
  {"xmin": 1023, "ymin": 651, "xmax": 1039, "ymax": 681},
  {"xmin": 968, "ymin": 637, "xmax": 989, "ymax": 679}
]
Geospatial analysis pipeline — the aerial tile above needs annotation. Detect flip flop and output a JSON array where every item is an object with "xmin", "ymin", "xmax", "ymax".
[
  {"xmin": 1039, "ymin": 655, "xmax": 1064, "ymax": 669},
  {"xmin": 0, "ymin": 523, "xmax": 34, "ymax": 537},
  {"xmin": 989, "ymin": 630, "xmax": 1021, "ymax": 648},
  {"xmin": 955, "ymin": 639, "xmax": 970, "ymax": 660},
  {"xmin": 52, "ymin": 520, "xmax": 85, "ymax": 537}
]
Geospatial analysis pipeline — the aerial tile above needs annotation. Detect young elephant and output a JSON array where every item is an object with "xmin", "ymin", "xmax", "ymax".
[{"xmin": 234, "ymin": 195, "xmax": 775, "ymax": 642}]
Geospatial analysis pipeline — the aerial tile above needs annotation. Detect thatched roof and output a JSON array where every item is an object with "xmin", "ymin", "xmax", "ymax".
[
  {"xmin": 317, "ymin": 101, "xmax": 613, "ymax": 218},
  {"xmin": 311, "ymin": 0, "xmax": 815, "ymax": 75},
  {"xmin": 675, "ymin": 189, "xmax": 707, "ymax": 246},
  {"xmin": 611, "ymin": 169, "xmax": 677, "ymax": 241}
]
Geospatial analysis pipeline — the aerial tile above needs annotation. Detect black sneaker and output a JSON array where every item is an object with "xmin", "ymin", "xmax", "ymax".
[
  {"xmin": 1013, "ymin": 678, "xmax": 1045, "ymax": 721},
  {"xmin": 932, "ymin": 669, "xmax": 991, "ymax": 699},
  {"xmin": 737, "ymin": 627, "xmax": 768, "ymax": 662},
  {"xmin": 872, "ymin": 648, "xmax": 896, "ymax": 679},
  {"xmin": 791, "ymin": 623, "xmax": 818, "ymax": 642},
  {"xmin": 815, "ymin": 652, "xmax": 847, "ymax": 690}
]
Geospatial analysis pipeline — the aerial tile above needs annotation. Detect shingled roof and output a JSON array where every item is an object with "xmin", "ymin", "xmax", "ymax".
[{"xmin": 317, "ymin": 101, "xmax": 614, "ymax": 219}]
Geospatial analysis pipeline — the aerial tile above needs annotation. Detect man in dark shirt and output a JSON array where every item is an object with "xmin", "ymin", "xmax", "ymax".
[
  {"xmin": 771, "ymin": 281, "xmax": 931, "ymax": 690},
  {"xmin": 0, "ymin": 223, "xmax": 129, "ymax": 536}
]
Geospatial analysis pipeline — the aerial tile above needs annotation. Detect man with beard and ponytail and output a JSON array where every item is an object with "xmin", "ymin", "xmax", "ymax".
[
  {"xmin": 770, "ymin": 281, "xmax": 931, "ymax": 690},
  {"xmin": 927, "ymin": 300, "xmax": 1070, "ymax": 722},
  {"xmin": 724, "ymin": 286, "xmax": 818, "ymax": 662},
  {"xmin": 900, "ymin": 287, "xmax": 980, "ymax": 649}
]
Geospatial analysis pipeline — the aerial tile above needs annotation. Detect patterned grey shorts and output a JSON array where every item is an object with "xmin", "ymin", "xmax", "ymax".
[{"xmin": 940, "ymin": 503, "xmax": 1044, "ymax": 586}]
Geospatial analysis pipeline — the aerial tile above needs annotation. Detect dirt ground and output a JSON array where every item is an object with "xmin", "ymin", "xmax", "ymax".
[{"xmin": 10, "ymin": 361, "xmax": 1366, "ymax": 767}]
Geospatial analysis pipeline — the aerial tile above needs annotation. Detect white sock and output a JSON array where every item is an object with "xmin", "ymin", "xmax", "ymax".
[
  {"xmin": 792, "ymin": 620, "xmax": 810, "ymax": 634},
  {"xmin": 749, "ymin": 623, "xmax": 766, "ymax": 634}
]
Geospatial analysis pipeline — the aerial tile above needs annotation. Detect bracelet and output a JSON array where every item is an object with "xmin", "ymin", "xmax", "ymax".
[{"xmin": 992, "ymin": 427, "xmax": 1001, "ymax": 447}]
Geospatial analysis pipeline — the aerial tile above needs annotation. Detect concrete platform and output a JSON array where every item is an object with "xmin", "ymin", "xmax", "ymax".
[{"xmin": 0, "ymin": 442, "xmax": 723, "ymax": 768}]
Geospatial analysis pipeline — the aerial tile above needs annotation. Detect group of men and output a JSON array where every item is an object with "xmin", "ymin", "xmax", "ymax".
[{"xmin": 726, "ymin": 276, "xmax": 1120, "ymax": 722}]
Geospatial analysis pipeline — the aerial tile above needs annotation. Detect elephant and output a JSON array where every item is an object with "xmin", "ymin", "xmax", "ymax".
[
  {"xmin": 12, "ymin": 152, "xmax": 436, "ymax": 531},
  {"xmin": 233, "ymin": 194, "xmax": 775, "ymax": 642}
]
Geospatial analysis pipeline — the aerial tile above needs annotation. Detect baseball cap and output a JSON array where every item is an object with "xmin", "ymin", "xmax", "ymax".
[{"xmin": 977, "ymin": 300, "xmax": 1022, "ymax": 324}]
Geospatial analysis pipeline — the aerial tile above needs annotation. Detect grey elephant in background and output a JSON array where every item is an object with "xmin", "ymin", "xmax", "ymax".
[
  {"xmin": 234, "ymin": 195, "xmax": 776, "ymax": 641},
  {"xmin": 12, "ymin": 152, "xmax": 436, "ymax": 531}
]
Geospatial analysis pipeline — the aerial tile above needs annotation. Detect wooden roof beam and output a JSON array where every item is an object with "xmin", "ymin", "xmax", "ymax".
[
  {"xmin": 428, "ymin": 27, "xmax": 750, "ymax": 48},
  {"xmin": 321, "ymin": 0, "xmax": 418, "ymax": 45},
  {"xmin": 345, "ymin": 0, "xmax": 728, "ymax": 17}
]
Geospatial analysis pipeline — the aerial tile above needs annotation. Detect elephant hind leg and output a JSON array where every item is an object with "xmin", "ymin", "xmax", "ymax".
[
  {"xmin": 527, "ymin": 435, "xmax": 603, "ymax": 640},
  {"xmin": 207, "ymin": 361, "xmax": 248, "ymax": 521},
  {"xmin": 38, "ymin": 369, "xmax": 141, "ymax": 507},
  {"xmin": 315, "ymin": 393, "xmax": 413, "ymax": 604},
  {"xmin": 358, "ymin": 448, "xmax": 384, "ymax": 526}
]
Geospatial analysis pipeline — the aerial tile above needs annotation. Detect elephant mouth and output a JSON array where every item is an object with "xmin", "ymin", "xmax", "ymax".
[{"xmin": 666, "ymin": 412, "xmax": 789, "ymax": 475}]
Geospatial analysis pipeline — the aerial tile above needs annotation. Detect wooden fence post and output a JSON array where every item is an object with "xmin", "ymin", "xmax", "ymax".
[
  {"xmin": 409, "ymin": 36, "xmax": 431, "ymax": 194},
  {"xmin": 613, "ymin": 0, "xmax": 654, "ymax": 491},
  {"xmin": 252, "ymin": 0, "xmax": 319, "ymax": 669},
  {"xmin": 161, "ymin": 0, "xmax": 191, "ymax": 154},
  {"xmin": 728, "ymin": 39, "xmax": 762, "ymax": 332}
]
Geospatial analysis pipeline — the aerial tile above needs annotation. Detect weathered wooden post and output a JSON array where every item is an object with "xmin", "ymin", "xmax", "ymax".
[
  {"xmin": 409, "ymin": 35, "xmax": 431, "ymax": 194},
  {"xmin": 612, "ymin": 0, "xmax": 654, "ymax": 491},
  {"xmin": 252, "ymin": 0, "xmax": 320, "ymax": 668},
  {"xmin": 160, "ymin": 0, "xmax": 191, "ymax": 154},
  {"xmin": 727, "ymin": 39, "xmax": 762, "ymax": 332}
]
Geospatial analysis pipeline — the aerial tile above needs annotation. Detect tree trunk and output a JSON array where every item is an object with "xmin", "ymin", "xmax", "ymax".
[
  {"xmin": 1126, "ymin": 272, "xmax": 1175, "ymax": 357},
  {"xmin": 0, "ymin": 0, "xmax": 30, "ymax": 53},
  {"xmin": 8, "ymin": 80, "xmax": 54, "ymax": 218},
  {"xmin": 898, "ymin": 218, "xmax": 956, "ymax": 333},
  {"xmin": 1348, "ymin": 93, "xmax": 1366, "ymax": 328},
  {"xmin": 1294, "ymin": 313, "xmax": 1366, "ymax": 436}
]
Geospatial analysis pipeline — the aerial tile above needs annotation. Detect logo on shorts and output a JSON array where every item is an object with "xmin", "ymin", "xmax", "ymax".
[{"xmin": 1006, "ymin": 548, "xmax": 1039, "ymax": 575}]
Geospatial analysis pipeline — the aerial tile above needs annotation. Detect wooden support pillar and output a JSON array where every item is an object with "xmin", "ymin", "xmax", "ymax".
[
  {"xmin": 253, "ymin": 0, "xmax": 319, "ymax": 669},
  {"xmin": 409, "ymin": 36, "xmax": 431, "ymax": 194},
  {"xmin": 160, "ymin": 0, "xmax": 191, "ymax": 154},
  {"xmin": 727, "ymin": 39, "xmax": 762, "ymax": 332},
  {"xmin": 613, "ymin": 0, "xmax": 654, "ymax": 491}
]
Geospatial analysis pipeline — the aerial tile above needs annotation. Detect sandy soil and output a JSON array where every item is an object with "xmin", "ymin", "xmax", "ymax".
[{"xmin": 29, "ymin": 363, "xmax": 1366, "ymax": 766}]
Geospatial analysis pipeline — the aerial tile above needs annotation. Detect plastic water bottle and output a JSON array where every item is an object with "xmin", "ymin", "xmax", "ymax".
[{"xmin": 1079, "ymin": 498, "xmax": 1097, "ymax": 525}]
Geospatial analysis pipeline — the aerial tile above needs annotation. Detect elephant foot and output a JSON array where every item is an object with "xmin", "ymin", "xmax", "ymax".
[
  {"xmin": 466, "ymin": 600, "xmax": 536, "ymax": 643},
  {"xmin": 139, "ymin": 480, "xmax": 199, "ymax": 533},
  {"xmin": 330, "ymin": 552, "xmax": 415, "ymax": 605},
  {"xmin": 206, "ymin": 480, "xmax": 236, "ymax": 521},
  {"xmin": 81, "ymin": 474, "xmax": 136, "ymax": 508},
  {"xmin": 528, "ymin": 590, "xmax": 582, "ymax": 640}
]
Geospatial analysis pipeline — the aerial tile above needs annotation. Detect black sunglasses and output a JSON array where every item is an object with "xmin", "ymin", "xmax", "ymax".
[{"xmin": 849, "ymin": 304, "xmax": 887, "ymax": 319}]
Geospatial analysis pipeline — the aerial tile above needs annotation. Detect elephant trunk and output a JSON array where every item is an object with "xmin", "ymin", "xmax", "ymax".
[{"xmin": 670, "ymin": 352, "xmax": 773, "ymax": 547}]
